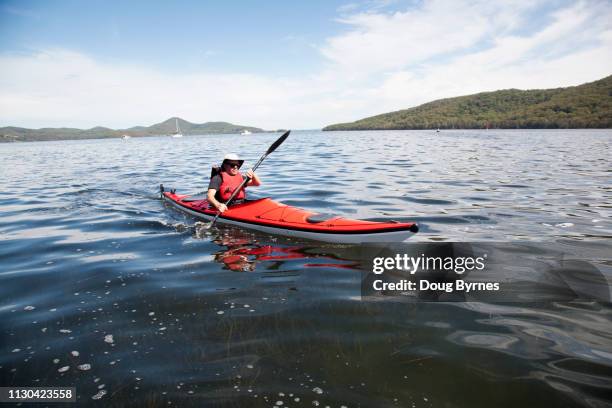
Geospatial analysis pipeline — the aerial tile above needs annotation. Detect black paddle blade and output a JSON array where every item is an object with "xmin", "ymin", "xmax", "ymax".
[{"xmin": 266, "ymin": 130, "xmax": 290, "ymax": 155}]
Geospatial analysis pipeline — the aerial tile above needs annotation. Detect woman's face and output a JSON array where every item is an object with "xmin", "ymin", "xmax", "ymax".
[{"xmin": 224, "ymin": 161, "xmax": 241, "ymax": 175}]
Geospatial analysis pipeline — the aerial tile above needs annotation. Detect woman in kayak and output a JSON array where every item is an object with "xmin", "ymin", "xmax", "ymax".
[{"xmin": 207, "ymin": 153, "xmax": 261, "ymax": 213}]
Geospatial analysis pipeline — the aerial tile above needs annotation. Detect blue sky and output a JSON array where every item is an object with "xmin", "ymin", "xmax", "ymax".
[
  {"xmin": 1, "ymin": 1, "xmax": 344, "ymax": 75},
  {"xmin": 1, "ymin": 0, "xmax": 611, "ymax": 129}
]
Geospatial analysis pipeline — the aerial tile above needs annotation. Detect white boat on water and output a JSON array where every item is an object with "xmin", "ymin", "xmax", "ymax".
[
  {"xmin": 171, "ymin": 119, "xmax": 183, "ymax": 138},
  {"xmin": 122, "ymin": 134, "xmax": 131, "ymax": 140},
  {"xmin": 240, "ymin": 129, "xmax": 252, "ymax": 135}
]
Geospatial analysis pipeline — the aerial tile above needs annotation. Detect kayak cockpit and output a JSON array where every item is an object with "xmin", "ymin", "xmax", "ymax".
[
  {"xmin": 305, "ymin": 213, "xmax": 339, "ymax": 223},
  {"xmin": 182, "ymin": 195, "xmax": 209, "ymax": 202}
]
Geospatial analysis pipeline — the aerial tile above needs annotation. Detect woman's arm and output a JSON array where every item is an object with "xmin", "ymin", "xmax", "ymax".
[
  {"xmin": 207, "ymin": 189, "xmax": 228, "ymax": 213},
  {"xmin": 245, "ymin": 168, "xmax": 261, "ymax": 186}
]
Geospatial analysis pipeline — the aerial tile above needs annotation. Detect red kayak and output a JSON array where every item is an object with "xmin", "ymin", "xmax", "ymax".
[{"xmin": 160, "ymin": 185, "xmax": 418, "ymax": 243}]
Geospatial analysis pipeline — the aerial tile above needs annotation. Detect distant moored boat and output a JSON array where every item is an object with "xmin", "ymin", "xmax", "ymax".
[
  {"xmin": 171, "ymin": 119, "xmax": 183, "ymax": 138},
  {"xmin": 240, "ymin": 129, "xmax": 252, "ymax": 135}
]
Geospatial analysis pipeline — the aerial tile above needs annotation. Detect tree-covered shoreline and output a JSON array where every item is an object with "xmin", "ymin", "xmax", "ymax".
[{"xmin": 324, "ymin": 75, "xmax": 612, "ymax": 131}]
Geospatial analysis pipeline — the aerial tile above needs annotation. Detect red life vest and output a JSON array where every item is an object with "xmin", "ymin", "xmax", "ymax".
[{"xmin": 218, "ymin": 171, "xmax": 246, "ymax": 201}]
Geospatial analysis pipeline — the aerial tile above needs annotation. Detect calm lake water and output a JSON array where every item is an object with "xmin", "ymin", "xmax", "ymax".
[{"xmin": 1, "ymin": 130, "xmax": 611, "ymax": 407}]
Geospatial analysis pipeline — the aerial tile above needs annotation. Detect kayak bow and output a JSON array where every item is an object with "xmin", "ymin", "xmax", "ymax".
[{"xmin": 160, "ymin": 185, "xmax": 418, "ymax": 243}]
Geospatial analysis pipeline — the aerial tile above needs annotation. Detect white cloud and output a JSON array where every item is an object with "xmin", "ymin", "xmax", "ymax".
[
  {"xmin": 337, "ymin": 3, "xmax": 360, "ymax": 14},
  {"xmin": 321, "ymin": 0, "xmax": 537, "ymax": 76},
  {"xmin": 0, "ymin": 50, "xmax": 309, "ymax": 129},
  {"xmin": 0, "ymin": 0, "xmax": 610, "ymax": 129}
]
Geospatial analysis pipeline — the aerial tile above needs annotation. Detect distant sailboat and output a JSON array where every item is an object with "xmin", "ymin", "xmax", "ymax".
[
  {"xmin": 171, "ymin": 119, "xmax": 183, "ymax": 138},
  {"xmin": 240, "ymin": 129, "xmax": 252, "ymax": 135}
]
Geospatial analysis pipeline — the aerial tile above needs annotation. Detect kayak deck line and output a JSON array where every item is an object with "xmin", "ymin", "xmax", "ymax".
[{"xmin": 160, "ymin": 185, "xmax": 418, "ymax": 243}]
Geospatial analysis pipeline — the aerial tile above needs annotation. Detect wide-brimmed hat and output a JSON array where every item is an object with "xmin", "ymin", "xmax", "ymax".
[{"xmin": 222, "ymin": 153, "xmax": 244, "ymax": 168}]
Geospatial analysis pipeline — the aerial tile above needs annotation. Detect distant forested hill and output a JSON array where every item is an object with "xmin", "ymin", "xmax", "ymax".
[
  {"xmin": 0, "ymin": 118, "xmax": 263, "ymax": 142},
  {"xmin": 323, "ymin": 75, "xmax": 612, "ymax": 130}
]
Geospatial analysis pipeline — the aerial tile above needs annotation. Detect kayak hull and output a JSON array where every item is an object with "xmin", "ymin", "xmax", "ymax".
[{"xmin": 161, "ymin": 187, "xmax": 418, "ymax": 243}]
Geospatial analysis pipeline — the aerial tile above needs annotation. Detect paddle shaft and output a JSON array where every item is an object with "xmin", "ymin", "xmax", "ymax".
[{"xmin": 209, "ymin": 131, "xmax": 290, "ymax": 227}]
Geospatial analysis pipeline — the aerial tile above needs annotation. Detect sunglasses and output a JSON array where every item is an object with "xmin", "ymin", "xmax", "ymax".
[{"xmin": 225, "ymin": 161, "xmax": 241, "ymax": 168}]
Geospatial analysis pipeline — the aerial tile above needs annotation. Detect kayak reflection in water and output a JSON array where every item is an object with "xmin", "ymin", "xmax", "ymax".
[
  {"xmin": 207, "ymin": 153, "xmax": 262, "ymax": 213},
  {"xmin": 210, "ymin": 231, "xmax": 362, "ymax": 272}
]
